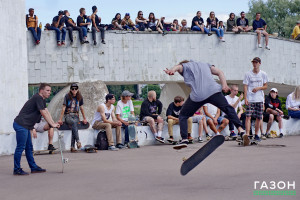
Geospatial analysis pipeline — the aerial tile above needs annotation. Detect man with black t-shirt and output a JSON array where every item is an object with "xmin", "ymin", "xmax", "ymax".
[
  {"xmin": 13, "ymin": 83, "xmax": 60, "ymax": 175},
  {"xmin": 77, "ymin": 8, "xmax": 91, "ymax": 43},
  {"xmin": 63, "ymin": 10, "xmax": 85, "ymax": 44},
  {"xmin": 191, "ymin": 11, "xmax": 212, "ymax": 36},
  {"xmin": 48, "ymin": 10, "xmax": 67, "ymax": 46}
]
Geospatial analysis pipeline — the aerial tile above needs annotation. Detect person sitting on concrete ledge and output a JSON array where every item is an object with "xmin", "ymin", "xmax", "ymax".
[
  {"xmin": 207, "ymin": 11, "xmax": 225, "ymax": 42},
  {"xmin": 263, "ymin": 88, "xmax": 284, "ymax": 138},
  {"xmin": 32, "ymin": 118, "xmax": 56, "ymax": 151},
  {"xmin": 180, "ymin": 19, "xmax": 190, "ymax": 31},
  {"xmin": 192, "ymin": 107, "xmax": 209, "ymax": 143},
  {"xmin": 58, "ymin": 83, "xmax": 88, "ymax": 152},
  {"xmin": 252, "ymin": 12, "xmax": 270, "ymax": 50},
  {"xmin": 77, "ymin": 8, "xmax": 91, "ymax": 43},
  {"xmin": 204, "ymin": 103, "xmax": 229, "ymax": 136},
  {"xmin": 286, "ymin": 85, "xmax": 300, "ymax": 119},
  {"xmin": 116, "ymin": 90, "xmax": 135, "ymax": 146},
  {"xmin": 166, "ymin": 96, "xmax": 193, "ymax": 143},
  {"xmin": 291, "ymin": 21, "xmax": 300, "ymax": 40},
  {"xmin": 26, "ymin": 8, "xmax": 41, "ymax": 45},
  {"xmin": 140, "ymin": 90, "xmax": 164, "ymax": 143},
  {"xmin": 236, "ymin": 11, "xmax": 253, "ymax": 32},
  {"xmin": 147, "ymin": 12, "xmax": 164, "ymax": 34},
  {"xmin": 191, "ymin": 11, "xmax": 211, "ymax": 35},
  {"xmin": 48, "ymin": 10, "xmax": 66, "ymax": 46},
  {"xmin": 92, "ymin": 94, "xmax": 124, "ymax": 151},
  {"xmin": 64, "ymin": 10, "xmax": 85, "ymax": 45},
  {"xmin": 171, "ymin": 19, "xmax": 181, "ymax": 31},
  {"xmin": 226, "ymin": 13, "xmax": 239, "ymax": 33},
  {"xmin": 112, "ymin": 13, "xmax": 123, "ymax": 30},
  {"xmin": 91, "ymin": 5, "xmax": 106, "ymax": 46},
  {"xmin": 135, "ymin": 11, "xmax": 147, "ymax": 31},
  {"xmin": 121, "ymin": 13, "xmax": 139, "ymax": 31}
]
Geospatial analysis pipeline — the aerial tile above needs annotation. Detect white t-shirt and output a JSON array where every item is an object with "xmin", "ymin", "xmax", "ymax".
[
  {"xmin": 286, "ymin": 93, "xmax": 300, "ymax": 109},
  {"xmin": 116, "ymin": 100, "xmax": 134, "ymax": 121},
  {"xmin": 204, "ymin": 103, "xmax": 218, "ymax": 117},
  {"xmin": 225, "ymin": 95, "xmax": 241, "ymax": 113},
  {"xmin": 243, "ymin": 70, "xmax": 268, "ymax": 103},
  {"xmin": 92, "ymin": 103, "xmax": 114, "ymax": 126}
]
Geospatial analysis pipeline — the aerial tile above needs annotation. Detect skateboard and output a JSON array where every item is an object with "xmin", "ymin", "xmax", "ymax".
[
  {"xmin": 237, "ymin": 139, "xmax": 260, "ymax": 146},
  {"xmin": 83, "ymin": 145, "xmax": 98, "ymax": 153},
  {"xmin": 180, "ymin": 135, "xmax": 225, "ymax": 176},
  {"xmin": 58, "ymin": 121, "xmax": 89, "ymax": 130},
  {"xmin": 56, "ymin": 129, "xmax": 68, "ymax": 173},
  {"xmin": 33, "ymin": 149, "xmax": 57, "ymax": 155},
  {"xmin": 128, "ymin": 115, "xmax": 139, "ymax": 148}
]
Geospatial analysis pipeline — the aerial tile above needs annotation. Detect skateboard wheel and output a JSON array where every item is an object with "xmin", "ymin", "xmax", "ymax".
[{"xmin": 182, "ymin": 157, "xmax": 187, "ymax": 161}]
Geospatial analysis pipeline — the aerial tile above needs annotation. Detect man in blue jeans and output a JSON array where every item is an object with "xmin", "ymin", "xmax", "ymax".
[
  {"xmin": 13, "ymin": 83, "xmax": 60, "ymax": 175},
  {"xmin": 164, "ymin": 60, "xmax": 246, "ymax": 149},
  {"xmin": 26, "ymin": 8, "xmax": 41, "ymax": 45},
  {"xmin": 48, "ymin": 10, "xmax": 66, "ymax": 46},
  {"xmin": 77, "ymin": 8, "xmax": 91, "ymax": 43},
  {"xmin": 191, "ymin": 11, "xmax": 212, "ymax": 36}
]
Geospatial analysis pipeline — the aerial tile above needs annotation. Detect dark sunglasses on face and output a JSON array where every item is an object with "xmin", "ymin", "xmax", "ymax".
[
  {"xmin": 139, "ymin": 14, "xmax": 143, "ymax": 15},
  {"xmin": 71, "ymin": 88, "xmax": 78, "ymax": 91}
]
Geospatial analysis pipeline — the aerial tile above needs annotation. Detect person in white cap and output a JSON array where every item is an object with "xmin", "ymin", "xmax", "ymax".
[{"xmin": 263, "ymin": 88, "xmax": 284, "ymax": 138}]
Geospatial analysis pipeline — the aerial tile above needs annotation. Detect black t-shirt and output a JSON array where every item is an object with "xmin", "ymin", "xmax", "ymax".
[
  {"xmin": 191, "ymin": 16, "xmax": 204, "ymax": 28},
  {"xmin": 166, "ymin": 102, "xmax": 182, "ymax": 118},
  {"xmin": 52, "ymin": 16, "xmax": 65, "ymax": 27},
  {"xmin": 139, "ymin": 99, "xmax": 163, "ymax": 120},
  {"xmin": 14, "ymin": 93, "xmax": 46, "ymax": 130},
  {"xmin": 64, "ymin": 16, "xmax": 75, "ymax": 27},
  {"xmin": 207, "ymin": 17, "xmax": 219, "ymax": 28},
  {"xmin": 92, "ymin": 14, "xmax": 101, "ymax": 27},
  {"xmin": 77, "ymin": 15, "xmax": 88, "ymax": 27},
  {"xmin": 63, "ymin": 94, "xmax": 83, "ymax": 114}
]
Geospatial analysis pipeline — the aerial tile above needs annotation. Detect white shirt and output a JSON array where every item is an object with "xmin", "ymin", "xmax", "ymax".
[
  {"xmin": 115, "ymin": 100, "xmax": 134, "ymax": 121},
  {"xmin": 204, "ymin": 103, "xmax": 218, "ymax": 117},
  {"xmin": 92, "ymin": 103, "xmax": 114, "ymax": 126},
  {"xmin": 286, "ymin": 93, "xmax": 300, "ymax": 109},
  {"xmin": 243, "ymin": 70, "xmax": 268, "ymax": 103},
  {"xmin": 225, "ymin": 95, "xmax": 241, "ymax": 113}
]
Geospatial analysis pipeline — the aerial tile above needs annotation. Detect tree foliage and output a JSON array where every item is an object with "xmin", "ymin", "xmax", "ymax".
[{"xmin": 141, "ymin": 84, "xmax": 161, "ymax": 99}]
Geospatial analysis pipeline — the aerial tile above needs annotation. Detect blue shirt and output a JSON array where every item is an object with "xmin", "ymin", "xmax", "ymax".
[
  {"xmin": 52, "ymin": 16, "xmax": 65, "ymax": 27},
  {"xmin": 252, "ymin": 19, "xmax": 266, "ymax": 31}
]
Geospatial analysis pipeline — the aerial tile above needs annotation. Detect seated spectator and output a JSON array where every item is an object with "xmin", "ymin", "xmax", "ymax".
[
  {"xmin": 286, "ymin": 86, "xmax": 300, "ymax": 119},
  {"xmin": 58, "ymin": 84, "xmax": 88, "ymax": 152},
  {"xmin": 116, "ymin": 90, "xmax": 135, "ymax": 146},
  {"xmin": 219, "ymin": 21, "xmax": 226, "ymax": 32},
  {"xmin": 32, "ymin": 118, "xmax": 56, "ymax": 151},
  {"xmin": 226, "ymin": 13, "xmax": 239, "ymax": 33},
  {"xmin": 135, "ymin": 11, "xmax": 147, "ymax": 31},
  {"xmin": 236, "ymin": 11, "xmax": 253, "ymax": 32},
  {"xmin": 192, "ymin": 107, "xmax": 209, "ymax": 143},
  {"xmin": 171, "ymin": 19, "xmax": 181, "ymax": 31},
  {"xmin": 64, "ymin": 10, "xmax": 85, "ymax": 45},
  {"xmin": 92, "ymin": 94, "xmax": 124, "ymax": 151},
  {"xmin": 207, "ymin": 11, "xmax": 225, "ymax": 42},
  {"xmin": 26, "ymin": 8, "xmax": 41, "ymax": 45},
  {"xmin": 191, "ymin": 11, "xmax": 211, "ymax": 36},
  {"xmin": 44, "ymin": 23, "xmax": 51, "ymax": 31},
  {"xmin": 224, "ymin": 85, "xmax": 244, "ymax": 137},
  {"xmin": 48, "ymin": 10, "xmax": 67, "ymax": 46},
  {"xmin": 147, "ymin": 12, "xmax": 164, "ymax": 34},
  {"xmin": 180, "ymin": 19, "xmax": 190, "ymax": 31},
  {"xmin": 159, "ymin": 17, "xmax": 172, "ymax": 33},
  {"xmin": 253, "ymin": 12, "xmax": 270, "ymax": 50},
  {"xmin": 291, "ymin": 21, "xmax": 300, "ymax": 40},
  {"xmin": 112, "ymin": 13, "xmax": 123, "ymax": 30},
  {"xmin": 203, "ymin": 103, "xmax": 229, "ymax": 136},
  {"xmin": 263, "ymin": 88, "xmax": 284, "ymax": 138},
  {"xmin": 166, "ymin": 96, "xmax": 193, "ymax": 143},
  {"xmin": 121, "ymin": 13, "xmax": 138, "ymax": 31},
  {"xmin": 77, "ymin": 8, "xmax": 91, "ymax": 43},
  {"xmin": 91, "ymin": 6, "xmax": 105, "ymax": 45},
  {"xmin": 139, "ymin": 90, "xmax": 164, "ymax": 143}
]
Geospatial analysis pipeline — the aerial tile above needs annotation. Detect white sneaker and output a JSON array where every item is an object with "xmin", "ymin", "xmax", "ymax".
[
  {"xmin": 265, "ymin": 46, "xmax": 270, "ymax": 50},
  {"xmin": 221, "ymin": 38, "xmax": 225, "ymax": 42},
  {"xmin": 148, "ymin": 28, "xmax": 152, "ymax": 32},
  {"xmin": 258, "ymin": 44, "xmax": 262, "ymax": 48}
]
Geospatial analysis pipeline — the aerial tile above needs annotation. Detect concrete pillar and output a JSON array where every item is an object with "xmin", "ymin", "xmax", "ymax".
[{"xmin": 0, "ymin": 0, "xmax": 28, "ymax": 134}]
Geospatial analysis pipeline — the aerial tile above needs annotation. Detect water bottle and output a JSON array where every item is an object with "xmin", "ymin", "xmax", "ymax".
[{"xmin": 39, "ymin": 22, "xmax": 42, "ymax": 29}]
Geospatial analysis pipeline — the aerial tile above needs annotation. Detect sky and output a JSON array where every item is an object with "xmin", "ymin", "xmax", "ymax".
[{"xmin": 26, "ymin": 0, "xmax": 250, "ymax": 27}]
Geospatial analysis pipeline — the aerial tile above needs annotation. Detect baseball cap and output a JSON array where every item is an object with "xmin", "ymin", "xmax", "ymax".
[
  {"xmin": 121, "ymin": 90, "xmax": 134, "ymax": 97},
  {"xmin": 105, "ymin": 94, "xmax": 115, "ymax": 101},
  {"xmin": 251, "ymin": 57, "xmax": 261, "ymax": 63},
  {"xmin": 125, "ymin": 13, "xmax": 130, "ymax": 16},
  {"xmin": 58, "ymin": 10, "xmax": 64, "ymax": 15},
  {"xmin": 270, "ymin": 88, "xmax": 278, "ymax": 93},
  {"xmin": 70, "ymin": 83, "xmax": 78, "ymax": 89}
]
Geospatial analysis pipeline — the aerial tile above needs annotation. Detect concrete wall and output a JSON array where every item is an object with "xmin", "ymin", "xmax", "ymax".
[{"xmin": 0, "ymin": 0, "xmax": 28, "ymax": 135}]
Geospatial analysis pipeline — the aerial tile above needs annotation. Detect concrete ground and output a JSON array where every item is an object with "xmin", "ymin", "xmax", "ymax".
[{"xmin": 0, "ymin": 136, "xmax": 299, "ymax": 200}]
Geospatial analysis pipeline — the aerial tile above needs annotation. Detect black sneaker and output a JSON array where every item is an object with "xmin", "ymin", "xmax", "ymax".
[
  {"xmin": 279, "ymin": 133, "xmax": 283, "ymax": 138},
  {"xmin": 254, "ymin": 135, "xmax": 261, "ymax": 142},
  {"xmin": 80, "ymin": 41, "xmax": 85, "ymax": 44},
  {"xmin": 208, "ymin": 33, "xmax": 212, "ymax": 36},
  {"xmin": 48, "ymin": 144, "xmax": 57, "ymax": 151},
  {"xmin": 84, "ymin": 40, "xmax": 89, "ymax": 44},
  {"xmin": 173, "ymin": 139, "xmax": 188, "ymax": 150},
  {"xmin": 13, "ymin": 168, "xmax": 29, "ymax": 176},
  {"xmin": 155, "ymin": 136, "xmax": 165, "ymax": 143},
  {"xmin": 116, "ymin": 143, "xmax": 125, "ymax": 149},
  {"xmin": 93, "ymin": 40, "xmax": 97, "ymax": 45},
  {"xmin": 31, "ymin": 166, "xmax": 46, "ymax": 173},
  {"xmin": 101, "ymin": 40, "xmax": 106, "ymax": 44}
]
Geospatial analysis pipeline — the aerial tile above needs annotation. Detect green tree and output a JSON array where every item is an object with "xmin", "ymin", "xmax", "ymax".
[
  {"xmin": 247, "ymin": 0, "xmax": 300, "ymax": 38},
  {"xmin": 107, "ymin": 85, "xmax": 138, "ymax": 100},
  {"xmin": 141, "ymin": 84, "xmax": 161, "ymax": 99}
]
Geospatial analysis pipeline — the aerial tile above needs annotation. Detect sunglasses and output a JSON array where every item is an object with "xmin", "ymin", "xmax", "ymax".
[
  {"xmin": 71, "ymin": 88, "xmax": 78, "ymax": 91},
  {"xmin": 139, "ymin": 14, "xmax": 143, "ymax": 15}
]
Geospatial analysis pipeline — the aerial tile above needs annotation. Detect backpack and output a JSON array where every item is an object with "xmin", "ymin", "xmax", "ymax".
[{"xmin": 95, "ymin": 130, "xmax": 108, "ymax": 150}]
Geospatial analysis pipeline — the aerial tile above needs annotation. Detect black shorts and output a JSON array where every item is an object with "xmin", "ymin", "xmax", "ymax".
[{"xmin": 263, "ymin": 112, "xmax": 279, "ymax": 123}]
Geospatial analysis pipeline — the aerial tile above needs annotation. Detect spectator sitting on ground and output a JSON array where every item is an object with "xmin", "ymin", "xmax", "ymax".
[
  {"xmin": 219, "ymin": 21, "xmax": 226, "ymax": 32},
  {"xmin": 252, "ymin": 12, "xmax": 270, "ymax": 50},
  {"xmin": 166, "ymin": 96, "xmax": 193, "ymax": 143},
  {"xmin": 236, "ymin": 11, "xmax": 253, "ymax": 32},
  {"xmin": 92, "ymin": 94, "xmax": 124, "ymax": 151},
  {"xmin": 291, "ymin": 21, "xmax": 300, "ymax": 40},
  {"xmin": 77, "ymin": 8, "xmax": 91, "ymax": 43},
  {"xmin": 192, "ymin": 107, "xmax": 209, "ymax": 143},
  {"xmin": 32, "ymin": 118, "xmax": 56, "ymax": 151},
  {"xmin": 139, "ymin": 90, "xmax": 164, "ymax": 143},
  {"xmin": 263, "ymin": 88, "xmax": 284, "ymax": 138},
  {"xmin": 112, "ymin": 13, "xmax": 123, "ymax": 30},
  {"xmin": 135, "ymin": 11, "xmax": 147, "ymax": 31},
  {"xmin": 207, "ymin": 11, "xmax": 225, "ymax": 42},
  {"xmin": 147, "ymin": 12, "xmax": 164, "ymax": 34},
  {"xmin": 26, "ymin": 8, "xmax": 41, "ymax": 45},
  {"xmin": 91, "ymin": 6, "xmax": 105, "ymax": 46},
  {"xmin": 180, "ymin": 19, "xmax": 190, "ymax": 31},
  {"xmin": 191, "ymin": 11, "xmax": 211, "ymax": 36},
  {"xmin": 226, "ymin": 13, "xmax": 239, "ymax": 33},
  {"xmin": 286, "ymin": 85, "xmax": 300, "ymax": 119},
  {"xmin": 64, "ymin": 10, "xmax": 85, "ymax": 45},
  {"xmin": 121, "ymin": 13, "xmax": 138, "ymax": 31},
  {"xmin": 58, "ymin": 84, "xmax": 88, "ymax": 152},
  {"xmin": 204, "ymin": 103, "xmax": 229, "ymax": 136},
  {"xmin": 171, "ymin": 19, "xmax": 181, "ymax": 31},
  {"xmin": 48, "ymin": 10, "xmax": 66, "ymax": 46},
  {"xmin": 116, "ymin": 90, "xmax": 135, "ymax": 147}
]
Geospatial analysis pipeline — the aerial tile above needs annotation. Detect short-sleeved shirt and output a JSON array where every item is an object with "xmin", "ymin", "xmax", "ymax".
[
  {"xmin": 14, "ymin": 93, "xmax": 46, "ymax": 130},
  {"xmin": 64, "ymin": 16, "xmax": 75, "ymax": 27},
  {"xmin": 252, "ymin": 19, "xmax": 266, "ymax": 31},
  {"xmin": 207, "ymin": 17, "xmax": 219, "ymax": 28},
  {"xmin": 26, "ymin": 15, "xmax": 38, "ymax": 28},
  {"xmin": 243, "ymin": 70, "xmax": 268, "ymax": 103},
  {"xmin": 77, "ymin": 15, "xmax": 88, "ymax": 27},
  {"xmin": 236, "ymin": 18, "xmax": 249, "ymax": 27},
  {"xmin": 226, "ymin": 19, "xmax": 236, "ymax": 31},
  {"xmin": 204, "ymin": 103, "xmax": 218, "ymax": 117},
  {"xmin": 191, "ymin": 16, "xmax": 204, "ymax": 28},
  {"xmin": 116, "ymin": 100, "xmax": 134, "ymax": 121},
  {"xmin": 166, "ymin": 102, "xmax": 182, "ymax": 118},
  {"xmin": 225, "ymin": 95, "xmax": 241, "ymax": 113},
  {"xmin": 63, "ymin": 94, "xmax": 83, "ymax": 114},
  {"xmin": 182, "ymin": 61, "xmax": 222, "ymax": 102},
  {"xmin": 52, "ymin": 16, "xmax": 65, "ymax": 27}
]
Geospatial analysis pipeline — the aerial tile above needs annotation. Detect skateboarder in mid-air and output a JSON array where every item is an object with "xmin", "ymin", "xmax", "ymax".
[{"xmin": 164, "ymin": 60, "xmax": 246, "ymax": 149}]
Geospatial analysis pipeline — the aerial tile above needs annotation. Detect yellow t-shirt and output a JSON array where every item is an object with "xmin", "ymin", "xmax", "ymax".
[
  {"xmin": 291, "ymin": 25, "xmax": 300, "ymax": 39},
  {"xmin": 26, "ymin": 15, "xmax": 38, "ymax": 28}
]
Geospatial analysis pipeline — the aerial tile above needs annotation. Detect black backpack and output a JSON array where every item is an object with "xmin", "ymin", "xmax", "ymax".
[{"xmin": 95, "ymin": 131, "xmax": 108, "ymax": 150}]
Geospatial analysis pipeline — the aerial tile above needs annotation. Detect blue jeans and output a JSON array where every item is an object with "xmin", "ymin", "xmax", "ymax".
[
  {"xmin": 288, "ymin": 110, "xmax": 300, "ymax": 119},
  {"xmin": 81, "ymin": 26, "xmax": 87, "ymax": 37},
  {"xmin": 136, "ymin": 22, "xmax": 146, "ymax": 31},
  {"xmin": 48, "ymin": 26, "xmax": 66, "ymax": 41},
  {"xmin": 28, "ymin": 27, "xmax": 41, "ymax": 41},
  {"xmin": 211, "ymin": 27, "xmax": 224, "ymax": 37},
  {"xmin": 122, "ymin": 123, "xmax": 129, "ymax": 143},
  {"xmin": 192, "ymin": 26, "xmax": 209, "ymax": 34},
  {"xmin": 13, "ymin": 122, "xmax": 38, "ymax": 171},
  {"xmin": 65, "ymin": 114, "xmax": 80, "ymax": 148}
]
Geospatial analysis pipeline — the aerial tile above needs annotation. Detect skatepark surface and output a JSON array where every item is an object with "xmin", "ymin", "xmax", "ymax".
[{"xmin": 0, "ymin": 136, "xmax": 299, "ymax": 200}]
